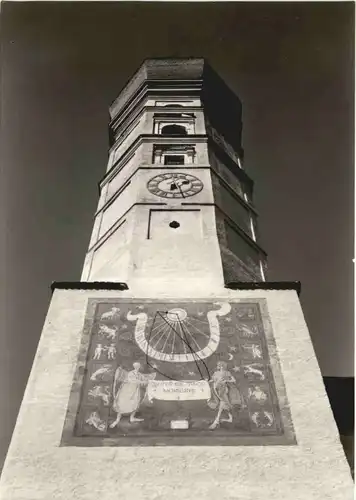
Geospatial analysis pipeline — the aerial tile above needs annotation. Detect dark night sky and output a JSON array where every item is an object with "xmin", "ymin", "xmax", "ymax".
[{"xmin": 0, "ymin": 1, "xmax": 354, "ymax": 468}]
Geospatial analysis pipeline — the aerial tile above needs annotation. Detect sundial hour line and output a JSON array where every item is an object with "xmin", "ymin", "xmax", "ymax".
[
  {"xmin": 193, "ymin": 316, "xmax": 210, "ymax": 325},
  {"xmin": 170, "ymin": 326, "xmax": 176, "ymax": 355},
  {"xmin": 149, "ymin": 322, "xmax": 171, "ymax": 343},
  {"xmin": 183, "ymin": 318, "xmax": 211, "ymax": 339},
  {"xmin": 177, "ymin": 320, "xmax": 187, "ymax": 355},
  {"xmin": 151, "ymin": 323, "xmax": 171, "ymax": 350},
  {"xmin": 155, "ymin": 311, "xmax": 208, "ymax": 371},
  {"xmin": 149, "ymin": 317, "xmax": 172, "ymax": 333},
  {"xmin": 160, "ymin": 328, "xmax": 172, "ymax": 353},
  {"xmin": 145, "ymin": 310, "xmax": 210, "ymax": 380},
  {"xmin": 177, "ymin": 317, "xmax": 194, "ymax": 357},
  {"xmin": 179, "ymin": 320, "xmax": 209, "ymax": 380},
  {"xmin": 184, "ymin": 327, "xmax": 204, "ymax": 352}
]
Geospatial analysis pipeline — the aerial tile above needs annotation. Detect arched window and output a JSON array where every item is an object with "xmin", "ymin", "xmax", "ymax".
[{"xmin": 161, "ymin": 124, "xmax": 188, "ymax": 136}]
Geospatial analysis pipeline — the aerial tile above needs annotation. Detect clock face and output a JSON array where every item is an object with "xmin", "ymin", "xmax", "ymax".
[{"xmin": 147, "ymin": 173, "xmax": 203, "ymax": 199}]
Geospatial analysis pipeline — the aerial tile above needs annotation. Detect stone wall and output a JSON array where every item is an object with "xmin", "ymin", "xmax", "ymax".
[{"xmin": 0, "ymin": 287, "xmax": 352, "ymax": 500}]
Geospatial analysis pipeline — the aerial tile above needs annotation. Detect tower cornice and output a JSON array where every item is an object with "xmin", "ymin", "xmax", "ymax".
[
  {"xmin": 224, "ymin": 281, "xmax": 301, "ymax": 295},
  {"xmin": 110, "ymin": 79, "xmax": 204, "ymax": 125},
  {"xmin": 109, "ymin": 57, "xmax": 207, "ymax": 118}
]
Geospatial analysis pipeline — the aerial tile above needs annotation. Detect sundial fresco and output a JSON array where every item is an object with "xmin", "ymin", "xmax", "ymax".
[{"xmin": 61, "ymin": 299, "xmax": 296, "ymax": 446}]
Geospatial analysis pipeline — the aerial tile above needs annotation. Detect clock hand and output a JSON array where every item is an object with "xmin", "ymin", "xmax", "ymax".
[
  {"xmin": 169, "ymin": 178, "xmax": 186, "ymax": 198},
  {"xmin": 178, "ymin": 180, "xmax": 191, "ymax": 198},
  {"xmin": 170, "ymin": 174, "xmax": 179, "ymax": 192},
  {"xmin": 176, "ymin": 178, "xmax": 189, "ymax": 198},
  {"xmin": 177, "ymin": 183, "xmax": 185, "ymax": 198}
]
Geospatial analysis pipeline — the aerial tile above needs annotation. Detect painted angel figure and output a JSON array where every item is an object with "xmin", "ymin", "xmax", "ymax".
[
  {"xmin": 207, "ymin": 361, "xmax": 244, "ymax": 430},
  {"xmin": 109, "ymin": 362, "xmax": 156, "ymax": 428}
]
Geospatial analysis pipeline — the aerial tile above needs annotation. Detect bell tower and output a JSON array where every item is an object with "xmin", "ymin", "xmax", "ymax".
[
  {"xmin": 81, "ymin": 58, "xmax": 267, "ymax": 291},
  {"xmin": 0, "ymin": 58, "xmax": 352, "ymax": 500}
]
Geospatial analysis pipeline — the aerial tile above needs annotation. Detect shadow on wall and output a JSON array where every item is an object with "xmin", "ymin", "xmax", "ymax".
[
  {"xmin": 323, "ymin": 377, "xmax": 354, "ymax": 478},
  {"xmin": 340, "ymin": 435, "xmax": 354, "ymax": 479}
]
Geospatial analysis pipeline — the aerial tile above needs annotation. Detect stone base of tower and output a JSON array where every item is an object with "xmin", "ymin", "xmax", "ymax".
[{"xmin": 0, "ymin": 283, "xmax": 352, "ymax": 499}]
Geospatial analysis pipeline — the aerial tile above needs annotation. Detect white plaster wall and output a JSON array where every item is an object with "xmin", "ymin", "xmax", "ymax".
[
  {"xmin": 112, "ymin": 119, "xmax": 144, "ymax": 166},
  {"xmin": 108, "ymin": 114, "xmax": 150, "ymax": 172},
  {"xmin": 80, "ymin": 252, "xmax": 92, "ymax": 281},
  {"xmin": 108, "ymin": 140, "xmax": 153, "ymax": 169},
  {"xmin": 130, "ymin": 232, "xmax": 222, "ymax": 287},
  {"xmin": 135, "ymin": 142, "xmax": 152, "ymax": 165},
  {"xmin": 89, "ymin": 221, "xmax": 130, "ymax": 279},
  {"xmin": 98, "ymin": 180, "xmax": 137, "ymax": 240},
  {"xmin": 148, "ymin": 210, "xmax": 203, "ymax": 239},
  {"xmin": 105, "ymin": 154, "xmax": 138, "ymax": 202},
  {"xmin": 90, "ymin": 250, "xmax": 132, "ymax": 282},
  {"xmin": 127, "ymin": 195, "xmax": 223, "ymax": 289},
  {"xmin": 194, "ymin": 141, "xmax": 209, "ymax": 164},
  {"xmin": 82, "ymin": 209, "xmax": 137, "ymax": 283},
  {"xmin": 87, "ymin": 214, "xmax": 102, "ymax": 250},
  {"xmin": 0, "ymin": 287, "xmax": 352, "ymax": 500},
  {"xmin": 195, "ymin": 110, "xmax": 206, "ymax": 135},
  {"xmin": 96, "ymin": 182, "xmax": 109, "ymax": 213}
]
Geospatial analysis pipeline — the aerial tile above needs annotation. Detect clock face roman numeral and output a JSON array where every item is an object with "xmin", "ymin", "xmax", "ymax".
[{"xmin": 147, "ymin": 173, "xmax": 204, "ymax": 199}]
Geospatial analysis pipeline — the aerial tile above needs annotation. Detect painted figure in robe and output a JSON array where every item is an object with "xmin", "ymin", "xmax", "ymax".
[
  {"xmin": 208, "ymin": 361, "xmax": 244, "ymax": 429},
  {"xmin": 110, "ymin": 362, "xmax": 156, "ymax": 428}
]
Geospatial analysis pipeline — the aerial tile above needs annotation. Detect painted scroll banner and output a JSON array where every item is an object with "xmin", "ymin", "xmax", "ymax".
[{"xmin": 147, "ymin": 380, "xmax": 211, "ymax": 402}]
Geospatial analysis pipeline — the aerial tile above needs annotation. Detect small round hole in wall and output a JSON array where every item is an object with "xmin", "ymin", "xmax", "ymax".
[{"xmin": 169, "ymin": 221, "xmax": 180, "ymax": 229}]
